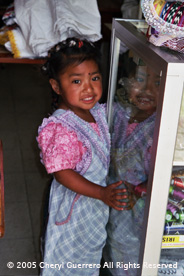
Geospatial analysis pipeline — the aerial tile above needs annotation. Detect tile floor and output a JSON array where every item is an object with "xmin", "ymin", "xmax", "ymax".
[{"xmin": 0, "ymin": 63, "xmax": 53, "ymax": 276}]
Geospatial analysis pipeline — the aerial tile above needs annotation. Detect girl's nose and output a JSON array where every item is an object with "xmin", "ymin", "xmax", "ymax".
[
  {"xmin": 144, "ymin": 80, "xmax": 153, "ymax": 94},
  {"xmin": 83, "ymin": 80, "xmax": 93, "ymax": 92}
]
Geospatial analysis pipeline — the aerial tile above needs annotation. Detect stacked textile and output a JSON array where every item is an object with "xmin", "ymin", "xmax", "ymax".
[{"xmin": 0, "ymin": 0, "xmax": 101, "ymax": 58}]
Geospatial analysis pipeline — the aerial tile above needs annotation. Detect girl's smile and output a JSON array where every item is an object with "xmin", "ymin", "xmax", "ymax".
[
  {"xmin": 81, "ymin": 96, "xmax": 96, "ymax": 104},
  {"xmin": 129, "ymin": 66, "xmax": 160, "ymax": 114},
  {"xmin": 132, "ymin": 93, "xmax": 156, "ymax": 109},
  {"xmin": 49, "ymin": 60, "xmax": 102, "ymax": 122}
]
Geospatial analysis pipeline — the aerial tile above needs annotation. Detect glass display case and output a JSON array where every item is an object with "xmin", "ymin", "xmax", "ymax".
[{"xmin": 105, "ymin": 19, "xmax": 184, "ymax": 276}]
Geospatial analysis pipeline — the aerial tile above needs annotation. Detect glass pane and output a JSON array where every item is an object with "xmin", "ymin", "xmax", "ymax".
[
  {"xmin": 160, "ymin": 90, "xmax": 184, "ymax": 275},
  {"xmin": 174, "ymin": 93, "xmax": 184, "ymax": 163},
  {"xmin": 130, "ymin": 20, "xmax": 148, "ymax": 34},
  {"xmin": 102, "ymin": 40, "xmax": 161, "ymax": 276}
]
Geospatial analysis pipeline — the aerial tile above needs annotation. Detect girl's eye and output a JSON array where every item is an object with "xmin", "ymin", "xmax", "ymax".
[
  {"xmin": 135, "ymin": 77, "xmax": 144, "ymax": 83},
  {"xmin": 72, "ymin": 80, "xmax": 80, "ymax": 84},
  {"xmin": 155, "ymin": 80, "xmax": 160, "ymax": 87},
  {"xmin": 92, "ymin": 76, "xmax": 100, "ymax": 81}
]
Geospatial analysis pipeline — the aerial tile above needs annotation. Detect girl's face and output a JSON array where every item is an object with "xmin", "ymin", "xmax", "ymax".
[
  {"xmin": 129, "ymin": 66, "xmax": 160, "ymax": 114},
  {"xmin": 50, "ymin": 60, "xmax": 102, "ymax": 115}
]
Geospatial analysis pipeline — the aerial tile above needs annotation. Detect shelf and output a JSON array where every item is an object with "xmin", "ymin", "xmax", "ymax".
[
  {"xmin": 173, "ymin": 161, "xmax": 184, "ymax": 167},
  {"xmin": 0, "ymin": 46, "xmax": 46, "ymax": 64}
]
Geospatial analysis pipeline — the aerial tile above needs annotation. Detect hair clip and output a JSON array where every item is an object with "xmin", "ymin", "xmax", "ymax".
[
  {"xmin": 78, "ymin": 41, "xmax": 83, "ymax": 48},
  {"xmin": 69, "ymin": 40, "xmax": 76, "ymax": 47},
  {"xmin": 55, "ymin": 45, "xmax": 61, "ymax": 52},
  {"xmin": 42, "ymin": 63, "xmax": 48, "ymax": 73},
  {"xmin": 89, "ymin": 41, "xmax": 95, "ymax": 48}
]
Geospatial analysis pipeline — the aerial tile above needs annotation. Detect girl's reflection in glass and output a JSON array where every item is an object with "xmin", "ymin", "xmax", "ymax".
[{"xmin": 102, "ymin": 61, "xmax": 160, "ymax": 276}]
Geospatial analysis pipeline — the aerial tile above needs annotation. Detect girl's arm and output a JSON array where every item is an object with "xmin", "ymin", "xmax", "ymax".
[{"xmin": 54, "ymin": 169, "xmax": 128, "ymax": 210}]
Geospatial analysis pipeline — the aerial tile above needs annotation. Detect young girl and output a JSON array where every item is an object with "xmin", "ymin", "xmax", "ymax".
[{"xmin": 37, "ymin": 37, "xmax": 127, "ymax": 276}]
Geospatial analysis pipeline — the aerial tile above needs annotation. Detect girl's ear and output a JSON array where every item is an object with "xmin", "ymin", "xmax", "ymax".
[{"xmin": 49, "ymin": 79, "xmax": 60, "ymax": 95}]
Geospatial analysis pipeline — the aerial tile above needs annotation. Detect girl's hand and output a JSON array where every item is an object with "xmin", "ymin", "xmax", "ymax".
[
  {"xmin": 123, "ymin": 181, "xmax": 137, "ymax": 210},
  {"xmin": 123, "ymin": 181, "xmax": 147, "ymax": 210},
  {"xmin": 100, "ymin": 181, "xmax": 129, "ymax": 210}
]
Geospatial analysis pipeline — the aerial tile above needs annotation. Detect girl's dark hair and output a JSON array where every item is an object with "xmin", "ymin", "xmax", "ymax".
[{"xmin": 42, "ymin": 37, "xmax": 102, "ymax": 81}]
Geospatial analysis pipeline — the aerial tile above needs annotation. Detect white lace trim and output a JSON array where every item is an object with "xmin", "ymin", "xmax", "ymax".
[{"xmin": 141, "ymin": 0, "xmax": 184, "ymax": 37}]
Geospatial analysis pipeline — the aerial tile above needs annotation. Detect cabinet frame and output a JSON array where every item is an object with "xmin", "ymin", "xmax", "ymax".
[{"xmin": 107, "ymin": 19, "xmax": 184, "ymax": 276}]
